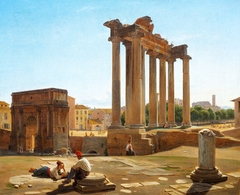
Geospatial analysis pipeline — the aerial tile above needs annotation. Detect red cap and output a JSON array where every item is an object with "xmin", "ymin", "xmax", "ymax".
[{"xmin": 75, "ymin": 150, "xmax": 82, "ymax": 157}]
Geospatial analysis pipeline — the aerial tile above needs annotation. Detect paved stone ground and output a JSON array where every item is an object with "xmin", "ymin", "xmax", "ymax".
[{"xmin": 1, "ymin": 146, "xmax": 240, "ymax": 195}]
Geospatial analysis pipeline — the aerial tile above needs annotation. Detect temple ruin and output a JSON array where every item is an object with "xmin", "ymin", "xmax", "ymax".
[
  {"xmin": 9, "ymin": 88, "xmax": 69, "ymax": 153},
  {"xmin": 104, "ymin": 16, "xmax": 191, "ymax": 155}
]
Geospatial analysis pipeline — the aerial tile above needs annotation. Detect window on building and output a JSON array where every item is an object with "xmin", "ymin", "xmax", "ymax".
[
  {"xmin": 85, "ymin": 111, "xmax": 87, "ymax": 115},
  {"xmin": 76, "ymin": 117, "xmax": 78, "ymax": 121},
  {"xmin": 80, "ymin": 110, "xmax": 82, "ymax": 115},
  {"xmin": 4, "ymin": 113, "xmax": 7, "ymax": 120},
  {"xmin": 80, "ymin": 117, "xmax": 82, "ymax": 122},
  {"xmin": 76, "ymin": 110, "xmax": 78, "ymax": 115},
  {"xmin": 3, "ymin": 123, "xmax": 10, "ymax": 129},
  {"xmin": 238, "ymin": 102, "xmax": 240, "ymax": 113}
]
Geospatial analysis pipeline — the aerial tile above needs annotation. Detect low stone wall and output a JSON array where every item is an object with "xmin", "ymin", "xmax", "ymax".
[
  {"xmin": 153, "ymin": 129, "xmax": 240, "ymax": 152},
  {"xmin": 69, "ymin": 136, "xmax": 84, "ymax": 152},
  {"xmin": 0, "ymin": 129, "xmax": 10, "ymax": 149}
]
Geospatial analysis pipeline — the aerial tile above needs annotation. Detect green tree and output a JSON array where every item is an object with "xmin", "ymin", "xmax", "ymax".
[
  {"xmin": 175, "ymin": 104, "xmax": 183, "ymax": 124},
  {"xmin": 145, "ymin": 103, "xmax": 149, "ymax": 126},
  {"xmin": 200, "ymin": 110, "xmax": 210, "ymax": 121},
  {"xmin": 215, "ymin": 110, "xmax": 222, "ymax": 120},
  {"xmin": 190, "ymin": 108, "xmax": 199, "ymax": 122},
  {"xmin": 208, "ymin": 108, "xmax": 216, "ymax": 121},
  {"xmin": 226, "ymin": 108, "xmax": 234, "ymax": 119},
  {"xmin": 221, "ymin": 109, "xmax": 227, "ymax": 119},
  {"xmin": 121, "ymin": 111, "xmax": 125, "ymax": 126}
]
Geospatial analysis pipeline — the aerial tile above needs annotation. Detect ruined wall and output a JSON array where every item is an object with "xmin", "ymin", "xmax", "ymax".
[
  {"xmin": 0, "ymin": 129, "xmax": 10, "ymax": 149},
  {"xmin": 107, "ymin": 129, "xmax": 153, "ymax": 156},
  {"xmin": 153, "ymin": 129, "xmax": 240, "ymax": 152}
]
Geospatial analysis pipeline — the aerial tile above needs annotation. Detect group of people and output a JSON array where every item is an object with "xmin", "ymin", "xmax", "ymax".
[{"xmin": 29, "ymin": 150, "xmax": 91, "ymax": 184}]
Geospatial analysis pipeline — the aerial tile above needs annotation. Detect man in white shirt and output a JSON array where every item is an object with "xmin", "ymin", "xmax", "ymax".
[{"xmin": 62, "ymin": 150, "xmax": 91, "ymax": 184}]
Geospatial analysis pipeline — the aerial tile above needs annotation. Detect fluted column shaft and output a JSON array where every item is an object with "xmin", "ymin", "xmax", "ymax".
[
  {"xmin": 109, "ymin": 36, "xmax": 122, "ymax": 128},
  {"xmin": 128, "ymin": 31, "xmax": 144, "ymax": 128},
  {"xmin": 159, "ymin": 55, "xmax": 167, "ymax": 126},
  {"xmin": 148, "ymin": 50, "xmax": 158, "ymax": 127},
  {"xmin": 123, "ymin": 41, "xmax": 132, "ymax": 128},
  {"xmin": 182, "ymin": 56, "xmax": 191, "ymax": 126},
  {"xmin": 141, "ymin": 47, "xmax": 146, "ymax": 127},
  {"xmin": 167, "ymin": 58, "xmax": 176, "ymax": 125}
]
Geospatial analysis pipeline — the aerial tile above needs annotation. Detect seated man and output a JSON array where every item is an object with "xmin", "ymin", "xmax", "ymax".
[
  {"xmin": 62, "ymin": 150, "xmax": 91, "ymax": 184},
  {"xmin": 126, "ymin": 141, "xmax": 136, "ymax": 156}
]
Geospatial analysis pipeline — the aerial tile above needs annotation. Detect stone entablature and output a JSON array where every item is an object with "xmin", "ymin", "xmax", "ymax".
[{"xmin": 10, "ymin": 88, "xmax": 69, "ymax": 153}]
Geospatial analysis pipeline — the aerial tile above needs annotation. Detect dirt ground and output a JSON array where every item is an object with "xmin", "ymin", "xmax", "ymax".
[{"xmin": 1, "ymin": 127, "xmax": 240, "ymax": 195}]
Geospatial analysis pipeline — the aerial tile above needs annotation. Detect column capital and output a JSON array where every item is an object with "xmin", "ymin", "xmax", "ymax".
[
  {"xmin": 158, "ymin": 54, "xmax": 168, "ymax": 60},
  {"xmin": 181, "ymin": 55, "xmax": 192, "ymax": 60},
  {"xmin": 128, "ymin": 30, "xmax": 144, "ymax": 39},
  {"xmin": 147, "ymin": 50, "xmax": 159, "ymax": 57},
  {"xmin": 122, "ymin": 40, "xmax": 132, "ymax": 47},
  {"xmin": 108, "ymin": 36, "xmax": 122, "ymax": 43},
  {"xmin": 167, "ymin": 57, "xmax": 176, "ymax": 63}
]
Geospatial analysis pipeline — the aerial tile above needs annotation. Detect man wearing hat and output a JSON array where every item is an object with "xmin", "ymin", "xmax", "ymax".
[{"xmin": 62, "ymin": 150, "xmax": 91, "ymax": 184}]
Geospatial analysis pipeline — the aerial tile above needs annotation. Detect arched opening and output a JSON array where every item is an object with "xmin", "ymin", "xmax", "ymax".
[
  {"xmin": 88, "ymin": 150, "xmax": 98, "ymax": 154},
  {"xmin": 26, "ymin": 116, "xmax": 37, "ymax": 152}
]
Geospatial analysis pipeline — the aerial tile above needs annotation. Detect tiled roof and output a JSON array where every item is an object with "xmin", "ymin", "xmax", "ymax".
[
  {"xmin": 88, "ymin": 119, "xmax": 102, "ymax": 124},
  {"xmin": 75, "ymin": 104, "xmax": 89, "ymax": 109}
]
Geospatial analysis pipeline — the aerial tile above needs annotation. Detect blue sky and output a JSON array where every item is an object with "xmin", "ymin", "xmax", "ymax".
[{"xmin": 0, "ymin": 0, "xmax": 239, "ymax": 109}]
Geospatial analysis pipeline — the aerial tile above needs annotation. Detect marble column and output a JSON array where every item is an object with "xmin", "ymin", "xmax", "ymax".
[
  {"xmin": 123, "ymin": 41, "xmax": 132, "ymax": 128},
  {"xmin": 141, "ymin": 46, "xmax": 146, "ymax": 127},
  {"xmin": 182, "ymin": 55, "xmax": 191, "ymax": 127},
  {"xmin": 167, "ymin": 58, "xmax": 176, "ymax": 126},
  {"xmin": 147, "ymin": 50, "xmax": 158, "ymax": 127},
  {"xmin": 128, "ymin": 31, "xmax": 144, "ymax": 128},
  {"xmin": 158, "ymin": 55, "xmax": 167, "ymax": 127},
  {"xmin": 109, "ymin": 36, "xmax": 123, "ymax": 129},
  {"xmin": 190, "ymin": 129, "xmax": 228, "ymax": 183}
]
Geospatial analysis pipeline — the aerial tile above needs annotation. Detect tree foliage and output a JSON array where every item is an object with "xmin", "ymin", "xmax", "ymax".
[{"xmin": 120, "ymin": 104, "xmax": 234, "ymax": 126}]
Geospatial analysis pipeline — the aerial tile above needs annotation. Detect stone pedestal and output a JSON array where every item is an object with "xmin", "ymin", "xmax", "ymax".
[{"xmin": 190, "ymin": 129, "xmax": 228, "ymax": 183}]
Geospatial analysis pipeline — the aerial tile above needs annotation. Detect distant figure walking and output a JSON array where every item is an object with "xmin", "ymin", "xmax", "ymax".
[{"xmin": 126, "ymin": 136, "xmax": 136, "ymax": 156}]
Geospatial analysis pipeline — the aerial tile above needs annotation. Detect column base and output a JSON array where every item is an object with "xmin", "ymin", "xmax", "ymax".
[
  {"xmin": 129, "ymin": 124, "xmax": 145, "ymax": 129},
  {"xmin": 148, "ymin": 123, "xmax": 158, "ymax": 128},
  {"xmin": 190, "ymin": 167, "xmax": 228, "ymax": 183}
]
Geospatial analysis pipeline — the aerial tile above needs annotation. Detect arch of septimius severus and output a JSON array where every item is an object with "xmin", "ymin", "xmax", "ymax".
[{"xmin": 104, "ymin": 16, "xmax": 191, "ymax": 155}]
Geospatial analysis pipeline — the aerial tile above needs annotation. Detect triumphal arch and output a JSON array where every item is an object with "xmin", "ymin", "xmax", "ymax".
[
  {"xmin": 9, "ymin": 88, "xmax": 69, "ymax": 153},
  {"xmin": 104, "ymin": 16, "xmax": 191, "ymax": 155}
]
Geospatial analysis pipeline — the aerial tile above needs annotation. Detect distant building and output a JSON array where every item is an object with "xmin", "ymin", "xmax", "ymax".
[
  {"xmin": 192, "ymin": 94, "xmax": 221, "ymax": 112},
  {"xmin": 0, "ymin": 101, "xmax": 11, "ymax": 131},
  {"xmin": 90, "ymin": 109, "xmax": 112, "ymax": 130},
  {"xmin": 75, "ymin": 104, "xmax": 89, "ymax": 130},
  {"xmin": 232, "ymin": 97, "xmax": 240, "ymax": 128},
  {"xmin": 174, "ymin": 98, "xmax": 183, "ymax": 106},
  {"xmin": 10, "ymin": 88, "xmax": 69, "ymax": 153},
  {"xmin": 87, "ymin": 119, "xmax": 104, "ymax": 131}
]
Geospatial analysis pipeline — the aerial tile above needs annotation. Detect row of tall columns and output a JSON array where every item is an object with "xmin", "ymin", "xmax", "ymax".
[{"xmin": 109, "ymin": 34, "xmax": 191, "ymax": 129}]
